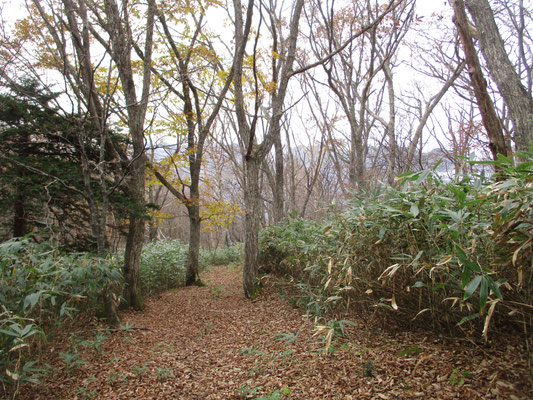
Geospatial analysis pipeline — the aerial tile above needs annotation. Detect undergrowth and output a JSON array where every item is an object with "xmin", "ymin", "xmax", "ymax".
[
  {"xmin": 1, "ymin": 238, "xmax": 242, "ymax": 397},
  {"xmin": 200, "ymin": 243, "xmax": 243, "ymax": 266},
  {"xmin": 0, "ymin": 239, "xmax": 121, "ymax": 397},
  {"xmin": 113, "ymin": 241, "xmax": 243, "ymax": 297},
  {"xmin": 259, "ymin": 150, "xmax": 533, "ymax": 339}
]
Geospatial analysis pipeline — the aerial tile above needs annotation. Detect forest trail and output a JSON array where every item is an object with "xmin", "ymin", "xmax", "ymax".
[{"xmin": 27, "ymin": 265, "xmax": 530, "ymax": 400}]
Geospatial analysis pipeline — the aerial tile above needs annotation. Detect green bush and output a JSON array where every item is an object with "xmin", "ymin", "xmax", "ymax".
[
  {"xmin": 200, "ymin": 243, "xmax": 243, "ymax": 266},
  {"xmin": 140, "ymin": 240, "xmax": 189, "ymax": 296},
  {"xmin": 114, "ymin": 240, "xmax": 188, "ymax": 297},
  {"xmin": 0, "ymin": 238, "xmax": 121, "ymax": 393},
  {"xmin": 115, "ymin": 240, "xmax": 243, "ymax": 297},
  {"xmin": 259, "ymin": 150, "xmax": 533, "ymax": 336}
]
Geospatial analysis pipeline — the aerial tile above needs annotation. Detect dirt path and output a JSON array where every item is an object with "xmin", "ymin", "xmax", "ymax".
[{"xmin": 27, "ymin": 265, "xmax": 531, "ymax": 399}]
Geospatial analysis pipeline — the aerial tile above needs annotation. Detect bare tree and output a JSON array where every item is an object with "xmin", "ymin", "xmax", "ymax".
[
  {"xmin": 465, "ymin": 0, "xmax": 533, "ymax": 151},
  {"xmin": 451, "ymin": 0, "xmax": 509, "ymax": 160},
  {"xmin": 232, "ymin": 0, "xmax": 306, "ymax": 298},
  {"xmin": 305, "ymin": 0, "xmax": 414, "ymax": 188}
]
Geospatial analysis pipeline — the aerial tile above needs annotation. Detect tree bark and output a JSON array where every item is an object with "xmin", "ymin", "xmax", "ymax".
[
  {"xmin": 185, "ymin": 179, "xmax": 202, "ymax": 286},
  {"xmin": 243, "ymin": 156, "xmax": 261, "ymax": 299},
  {"xmin": 383, "ymin": 60, "xmax": 397, "ymax": 184},
  {"xmin": 465, "ymin": 0, "xmax": 533, "ymax": 151},
  {"xmin": 272, "ymin": 134, "xmax": 285, "ymax": 223},
  {"xmin": 451, "ymin": 0, "xmax": 508, "ymax": 160}
]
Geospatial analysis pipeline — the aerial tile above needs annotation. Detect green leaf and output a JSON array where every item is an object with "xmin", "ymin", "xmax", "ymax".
[
  {"xmin": 21, "ymin": 324, "xmax": 34, "ymax": 337},
  {"xmin": 23, "ymin": 292, "xmax": 42, "ymax": 310},
  {"xmin": 448, "ymin": 184, "xmax": 467, "ymax": 204},
  {"xmin": 456, "ymin": 246, "xmax": 481, "ymax": 273},
  {"xmin": 464, "ymin": 276, "xmax": 482, "ymax": 300},
  {"xmin": 397, "ymin": 345, "xmax": 422, "ymax": 357},
  {"xmin": 490, "ymin": 280, "xmax": 503, "ymax": 299},
  {"xmin": 275, "ymin": 330, "xmax": 299, "ymax": 345},
  {"xmin": 479, "ymin": 277, "xmax": 488, "ymax": 308},
  {"xmin": 461, "ymin": 264, "xmax": 471, "ymax": 289},
  {"xmin": 0, "ymin": 328, "xmax": 18, "ymax": 337},
  {"xmin": 410, "ymin": 203, "xmax": 419, "ymax": 217},
  {"xmin": 457, "ymin": 313, "xmax": 479, "ymax": 326},
  {"xmin": 447, "ymin": 210, "xmax": 462, "ymax": 223}
]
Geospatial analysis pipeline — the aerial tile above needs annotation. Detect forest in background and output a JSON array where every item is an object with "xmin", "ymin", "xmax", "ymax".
[{"xmin": 0, "ymin": 0, "xmax": 531, "ymax": 397}]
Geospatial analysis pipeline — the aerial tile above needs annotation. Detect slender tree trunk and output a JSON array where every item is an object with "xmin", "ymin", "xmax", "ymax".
[
  {"xmin": 96, "ymin": 189, "xmax": 119, "ymax": 326},
  {"xmin": 352, "ymin": 122, "xmax": 366, "ymax": 189},
  {"xmin": 384, "ymin": 61, "xmax": 397, "ymax": 184},
  {"xmin": 272, "ymin": 134, "xmax": 284, "ymax": 223},
  {"xmin": 243, "ymin": 156, "xmax": 261, "ymax": 299},
  {"xmin": 186, "ymin": 211, "xmax": 201, "ymax": 285},
  {"xmin": 232, "ymin": 0, "xmax": 304, "ymax": 298},
  {"xmin": 185, "ymin": 178, "xmax": 202, "ymax": 285},
  {"xmin": 99, "ymin": 197, "xmax": 118, "ymax": 326},
  {"xmin": 285, "ymin": 128, "xmax": 296, "ymax": 212},
  {"xmin": 148, "ymin": 185, "xmax": 159, "ymax": 241}
]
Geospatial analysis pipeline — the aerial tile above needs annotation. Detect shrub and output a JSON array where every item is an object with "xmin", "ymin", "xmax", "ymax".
[
  {"xmin": 259, "ymin": 150, "xmax": 533, "ymax": 337},
  {"xmin": 200, "ymin": 243, "xmax": 243, "ymax": 266},
  {"xmin": 114, "ymin": 240, "xmax": 188, "ymax": 297},
  {"xmin": 0, "ymin": 238, "xmax": 121, "ymax": 394},
  {"xmin": 114, "ymin": 241, "xmax": 244, "ymax": 297},
  {"xmin": 139, "ymin": 240, "xmax": 189, "ymax": 296}
]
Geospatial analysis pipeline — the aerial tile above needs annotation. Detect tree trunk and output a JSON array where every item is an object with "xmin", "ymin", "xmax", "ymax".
[
  {"xmin": 106, "ymin": 0, "xmax": 155, "ymax": 310},
  {"xmin": 122, "ymin": 113, "xmax": 147, "ymax": 309},
  {"xmin": 243, "ymin": 157, "xmax": 261, "ymax": 299},
  {"xmin": 186, "ymin": 210, "xmax": 201, "ymax": 285},
  {"xmin": 285, "ymin": 128, "xmax": 296, "ymax": 212},
  {"xmin": 185, "ymin": 181, "xmax": 202, "ymax": 285},
  {"xmin": 451, "ymin": 0, "xmax": 508, "ymax": 160},
  {"xmin": 465, "ymin": 0, "xmax": 533, "ymax": 151},
  {"xmin": 272, "ymin": 134, "xmax": 284, "ymax": 223},
  {"xmin": 384, "ymin": 61, "xmax": 397, "ymax": 184},
  {"xmin": 352, "ymin": 122, "xmax": 366, "ymax": 189},
  {"xmin": 123, "ymin": 213, "xmax": 145, "ymax": 309}
]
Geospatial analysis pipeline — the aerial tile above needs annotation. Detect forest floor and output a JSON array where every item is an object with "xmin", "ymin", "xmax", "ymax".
[{"xmin": 23, "ymin": 264, "xmax": 531, "ymax": 400}]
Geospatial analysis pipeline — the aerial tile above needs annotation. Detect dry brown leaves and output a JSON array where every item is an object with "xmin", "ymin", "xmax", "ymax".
[{"xmin": 21, "ymin": 265, "xmax": 532, "ymax": 399}]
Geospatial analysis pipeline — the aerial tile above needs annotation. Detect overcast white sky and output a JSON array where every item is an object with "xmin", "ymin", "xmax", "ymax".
[{"xmin": 417, "ymin": 0, "xmax": 449, "ymax": 14}]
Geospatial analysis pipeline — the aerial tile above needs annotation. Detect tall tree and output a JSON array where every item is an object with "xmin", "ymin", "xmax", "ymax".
[
  {"xmin": 464, "ymin": 0, "xmax": 533, "ymax": 151},
  {"xmin": 305, "ymin": 0, "xmax": 413, "ymax": 189},
  {"xmin": 232, "ymin": 0, "xmax": 305, "ymax": 298},
  {"xmin": 0, "ymin": 81, "xmax": 88, "ymax": 241},
  {"xmin": 451, "ymin": 0, "xmax": 509, "ymax": 160},
  {"xmin": 232, "ymin": 0, "xmax": 402, "ymax": 297},
  {"xmin": 28, "ymin": 0, "xmax": 156, "ymax": 309},
  {"xmin": 150, "ymin": 0, "xmax": 245, "ymax": 285}
]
